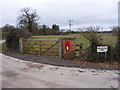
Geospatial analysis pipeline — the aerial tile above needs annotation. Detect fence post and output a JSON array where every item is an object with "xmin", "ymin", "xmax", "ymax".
[
  {"xmin": 19, "ymin": 38, "xmax": 23, "ymax": 53},
  {"xmin": 58, "ymin": 39, "xmax": 63, "ymax": 58},
  {"xmin": 39, "ymin": 40, "xmax": 41, "ymax": 55},
  {"xmin": 79, "ymin": 43, "xmax": 83, "ymax": 57}
]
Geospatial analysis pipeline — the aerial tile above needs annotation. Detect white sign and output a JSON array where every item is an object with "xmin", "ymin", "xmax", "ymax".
[{"xmin": 97, "ymin": 46, "xmax": 108, "ymax": 52}]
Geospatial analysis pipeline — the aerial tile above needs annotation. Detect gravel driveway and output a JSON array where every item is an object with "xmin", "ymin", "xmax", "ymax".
[{"xmin": 1, "ymin": 53, "xmax": 119, "ymax": 88}]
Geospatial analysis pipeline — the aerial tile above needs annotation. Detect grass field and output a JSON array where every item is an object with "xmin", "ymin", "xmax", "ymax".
[
  {"xmin": 0, "ymin": 33, "xmax": 117, "ymax": 59},
  {"xmin": 32, "ymin": 33, "xmax": 117, "ymax": 49},
  {"xmin": 0, "ymin": 33, "xmax": 117, "ymax": 57}
]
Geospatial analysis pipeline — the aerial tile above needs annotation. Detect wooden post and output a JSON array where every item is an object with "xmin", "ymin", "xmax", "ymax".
[
  {"xmin": 97, "ymin": 52, "xmax": 99, "ymax": 62},
  {"xmin": 58, "ymin": 39, "xmax": 63, "ymax": 58},
  {"xmin": 39, "ymin": 41, "xmax": 41, "ymax": 55},
  {"xmin": 105, "ymin": 52, "xmax": 107, "ymax": 61},
  {"xmin": 79, "ymin": 43, "xmax": 83, "ymax": 57},
  {"xmin": 19, "ymin": 38, "xmax": 23, "ymax": 53}
]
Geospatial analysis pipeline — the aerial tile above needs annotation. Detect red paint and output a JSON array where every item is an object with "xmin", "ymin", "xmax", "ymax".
[{"xmin": 65, "ymin": 41, "xmax": 70, "ymax": 52}]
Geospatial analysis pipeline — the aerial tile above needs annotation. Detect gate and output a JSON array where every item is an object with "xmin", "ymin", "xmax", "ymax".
[
  {"xmin": 19, "ymin": 38, "xmax": 59, "ymax": 57},
  {"xmin": 19, "ymin": 37, "xmax": 77, "ymax": 59}
]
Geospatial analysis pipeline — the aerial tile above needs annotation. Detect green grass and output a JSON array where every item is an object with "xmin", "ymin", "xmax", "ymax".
[
  {"xmin": 100, "ymin": 34, "xmax": 117, "ymax": 47},
  {"xmin": 32, "ymin": 34, "xmax": 90, "ymax": 49},
  {"xmin": 22, "ymin": 33, "xmax": 117, "ymax": 57},
  {"xmin": 32, "ymin": 33, "xmax": 117, "ymax": 49},
  {"xmin": 1, "ymin": 33, "xmax": 117, "ymax": 58}
]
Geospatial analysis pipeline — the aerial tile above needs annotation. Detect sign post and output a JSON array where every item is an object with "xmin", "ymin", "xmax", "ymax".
[
  {"xmin": 97, "ymin": 46, "xmax": 108, "ymax": 61},
  {"xmin": 97, "ymin": 46, "xmax": 108, "ymax": 53}
]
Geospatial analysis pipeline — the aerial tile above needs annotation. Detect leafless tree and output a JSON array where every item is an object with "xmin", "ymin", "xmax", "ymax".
[
  {"xmin": 17, "ymin": 8, "xmax": 39, "ymax": 33},
  {"xmin": 79, "ymin": 26, "xmax": 102, "ymax": 62},
  {"xmin": 80, "ymin": 26, "xmax": 102, "ymax": 46}
]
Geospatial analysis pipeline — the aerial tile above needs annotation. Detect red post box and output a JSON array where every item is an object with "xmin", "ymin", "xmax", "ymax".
[
  {"xmin": 61, "ymin": 38, "xmax": 76, "ymax": 59},
  {"xmin": 65, "ymin": 41, "xmax": 70, "ymax": 52}
]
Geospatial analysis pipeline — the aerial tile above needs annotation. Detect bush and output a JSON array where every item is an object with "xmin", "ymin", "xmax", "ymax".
[
  {"xmin": 6, "ymin": 28, "xmax": 31, "ymax": 51},
  {"xmin": 84, "ymin": 45, "xmax": 115, "ymax": 62},
  {"xmin": 111, "ymin": 26, "xmax": 120, "ymax": 63},
  {"xmin": 6, "ymin": 29, "xmax": 19, "ymax": 51},
  {"xmin": 80, "ymin": 26, "xmax": 102, "ymax": 62},
  {"xmin": 111, "ymin": 45, "xmax": 119, "ymax": 62},
  {"xmin": 112, "ymin": 41, "xmax": 120, "ymax": 63}
]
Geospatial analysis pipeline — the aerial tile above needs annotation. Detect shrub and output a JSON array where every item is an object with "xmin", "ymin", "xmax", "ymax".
[
  {"xmin": 110, "ymin": 26, "xmax": 120, "ymax": 63},
  {"xmin": 80, "ymin": 26, "xmax": 102, "ymax": 62},
  {"xmin": 6, "ymin": 29, "xmax": 18, "ymax": 51},
  {"xmin": 6, "ymin": 28, "xmax": 31, "ymax": 51}
]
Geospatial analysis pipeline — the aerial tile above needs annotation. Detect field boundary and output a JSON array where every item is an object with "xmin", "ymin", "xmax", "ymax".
[{"xmin": 19, "ymin": 38, "xmax": 61, "ymax": 57}]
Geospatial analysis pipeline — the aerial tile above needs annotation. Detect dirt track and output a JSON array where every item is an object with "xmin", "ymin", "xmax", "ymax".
[{"xmin": 1, "ymin": 53, "xmax": 119, "ymax": 88}]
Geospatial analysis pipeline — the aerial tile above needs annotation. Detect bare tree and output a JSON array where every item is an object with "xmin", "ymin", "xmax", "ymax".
[
  {"xmin": 111, "ymin": 26, "xmax": 118, "ymax": 36},
  {"xmin": 80, "ymin": 26, "xmax": 102, "ymax": 62},
  {"xmin": 17, "ymin": 8, "xmax": 39, "ymax": 33},
  {"xmin": 80, "ymin": 26, "xmax": 102, "ymax": 46}
]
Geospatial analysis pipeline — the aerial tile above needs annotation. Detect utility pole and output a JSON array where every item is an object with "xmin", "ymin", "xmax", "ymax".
[{"xmin": 68, "ymin": 20, "xmax": 73, "ymax": 32}]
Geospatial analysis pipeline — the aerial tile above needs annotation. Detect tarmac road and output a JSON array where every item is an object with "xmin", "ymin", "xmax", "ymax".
[{"xmin": 0, "ymin": 53, "xmax": 119, "ymax": 88}]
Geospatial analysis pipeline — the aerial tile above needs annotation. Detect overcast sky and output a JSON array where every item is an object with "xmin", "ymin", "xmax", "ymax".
[{"xmin": 0, "ymin": 0, "xmax": 119, "ymax": 30}]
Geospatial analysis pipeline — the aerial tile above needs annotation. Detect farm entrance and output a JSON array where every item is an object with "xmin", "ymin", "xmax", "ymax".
[
  {"xmin": 20, "ymin": 39, "xmax": 59, "ymax": 57},
  {"xmin": 19, "ymin": 38, "xmax": 78, "ymax": 59}
]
